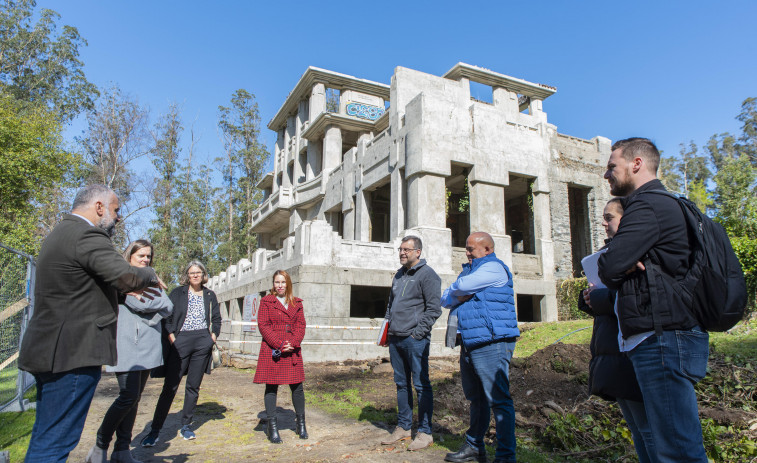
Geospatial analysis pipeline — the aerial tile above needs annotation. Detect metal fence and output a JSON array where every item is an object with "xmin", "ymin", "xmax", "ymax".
[{"xmin": 0, "ymin": 243, "xmax": 35, "ymax": 412}]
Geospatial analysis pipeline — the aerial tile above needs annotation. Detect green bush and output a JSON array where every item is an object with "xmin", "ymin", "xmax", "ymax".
[
  {"xmin": 701, "ymin": 418, "xmax": 757, "ymax": 462},
  {"xmin": 556, "ymin": 277, "xmax": 590, "ymax": 321},
  {"xmin": 731, "ymin": 236, "xmax": 757, "ymax": 317}
]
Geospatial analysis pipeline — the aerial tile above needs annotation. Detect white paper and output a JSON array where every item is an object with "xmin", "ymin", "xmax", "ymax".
[{"xmin": 581, "ymin": 249, "xmax": 607, "ymax": 289}]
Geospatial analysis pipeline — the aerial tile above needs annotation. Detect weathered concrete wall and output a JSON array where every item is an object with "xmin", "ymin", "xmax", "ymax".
[{"xmin": 211, "ymin": 64, "xmax": 612, "ymax": 362}]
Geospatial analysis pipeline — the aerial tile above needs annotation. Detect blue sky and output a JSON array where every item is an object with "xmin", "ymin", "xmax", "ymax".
[{"xmin": 41, "ymin": 0, "xmax": 757, "ymax": 178}]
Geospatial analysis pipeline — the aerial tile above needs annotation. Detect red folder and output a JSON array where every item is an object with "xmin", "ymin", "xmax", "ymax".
[{"xmin": 376, "ymin": 319, "xmax": 390, "ymax": 346}]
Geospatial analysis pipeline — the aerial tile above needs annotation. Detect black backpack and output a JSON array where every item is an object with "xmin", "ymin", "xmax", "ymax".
[{"xmin": 643, "ymin": 190, "xmax": 747, "ymax": 332}]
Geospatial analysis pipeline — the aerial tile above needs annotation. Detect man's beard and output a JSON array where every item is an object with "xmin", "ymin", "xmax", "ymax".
[
  {"xmin": 97, "ymin": 212, "xmax": 117, "ymax": 237},
  {"xmin": 609, "ymin": 176, "xmax": 634, "ymax": 197}
]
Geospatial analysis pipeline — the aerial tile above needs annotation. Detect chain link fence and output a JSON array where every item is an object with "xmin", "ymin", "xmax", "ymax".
[{"xmin": 0, "ymin": 243, "xmax": 35, "ymax": 412}]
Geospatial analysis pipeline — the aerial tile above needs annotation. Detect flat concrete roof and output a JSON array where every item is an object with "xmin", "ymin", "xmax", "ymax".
[
  {"xmin": 268, "ymin": 67, "xmax": 390, "ymax": 131},
  {"xmin": 443, "ymin": 62, "xmax": 557, "ymax": 100}
]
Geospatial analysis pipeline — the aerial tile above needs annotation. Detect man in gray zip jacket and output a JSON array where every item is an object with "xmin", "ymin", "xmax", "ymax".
[{"xmin": 380, "ymin": 235, "xmax": 441, "ymax": 451}]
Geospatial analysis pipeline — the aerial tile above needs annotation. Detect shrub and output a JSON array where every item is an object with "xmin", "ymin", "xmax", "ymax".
[{"xmin": 556, "ymin": 277, "xmax": 590, "ymax": 321}]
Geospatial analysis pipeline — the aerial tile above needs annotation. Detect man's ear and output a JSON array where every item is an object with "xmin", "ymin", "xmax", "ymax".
[
  {"xmin": 631, "ymin": 156, "xmax": 644, "ymax": 174},
  {"xmin": 94, "ymin": 200, "xmax": 105, "ymax": 217}
]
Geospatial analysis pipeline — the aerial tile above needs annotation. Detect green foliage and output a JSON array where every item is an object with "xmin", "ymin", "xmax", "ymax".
[
  {"xmin": 0, "ymin": 0, "xmax": 98, "ymax": 121},
  {"xmin": 148, "ymin": 103, "xmax": 183, "ymax": 285},
  {"xmin": 214, "ymin": 89, "xmax": 268, "ymax": 271},
  {"xmin": 544, "ymin": 410, "xmax": 636, "ymax": 460},
  {"xmin": 457, "ymin": 177, "xmax": 470, "ymax": 212},
  {"xmin": 701, "ymin": 418, "xmax": 757, "ymax": 462},
  {"xmin": 658, "ymin": 141, "xmax": 713, "ymax": 212},
  {"xmin": 0, "ymin": 94, "xmax": 80, "ymax": 253},
  {"xmin": 730, "ymin": 237, "xmax": 757, "ymax": 312},
  {"xmin": 707, "ymin": 98, "xmax": 757, "ymax": 237},
  {"xmin": 713, "ymin": 154, "xmax": 757, "ymax": 238},
  {"xmin": 556, "ymin": 277, "xmax": 590, "ymax": 321}
]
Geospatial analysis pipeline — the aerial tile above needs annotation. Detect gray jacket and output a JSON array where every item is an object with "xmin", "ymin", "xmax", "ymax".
[
  {"xmin": 106, "ymin": 289, "xmax": 173, "ymax": 372},
  {"xmin": 385, "ymin": 259, "xmax": 442, "ymax": 340}
]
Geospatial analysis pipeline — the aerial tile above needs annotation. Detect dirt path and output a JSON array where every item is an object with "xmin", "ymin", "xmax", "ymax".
[{"xmin": 69, "ymin": 367, "xmax": 451, "ymax": 463}]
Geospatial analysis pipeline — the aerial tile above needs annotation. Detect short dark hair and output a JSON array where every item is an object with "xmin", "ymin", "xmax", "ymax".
[
  {"xmin": 71, "ymin": 184, "xmax": 114, "ymax": 211},
  {"xmin": 607, "ymin": 197, "xmax": 624, "ymax": 211},
  {"xmin": 611, "ymin": 138, "xmax": 660, "ymax": 174},
  {"xmin": 401, "ymin": 235, "xmax": 422, "ymax": 251}
]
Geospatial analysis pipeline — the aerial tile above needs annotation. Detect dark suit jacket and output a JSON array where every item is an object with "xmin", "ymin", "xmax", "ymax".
[
  {"xmin": 18, "ymin": 214, "xmax": 157, "ymax": 374},
  {"xmin": 165, "ymin": 285, "xmax": 222, "ymax": 338},
  {"xmin": 160, "ymin": 285, "xmax": 221, "ymax": 375}
]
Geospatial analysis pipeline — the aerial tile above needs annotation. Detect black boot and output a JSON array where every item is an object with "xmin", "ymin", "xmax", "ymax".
[
  {"xmin": 267, "ymin": 417, "xmax": 282, "ymax": 443},
  {"xmin": 295, "ymin": 413, "xmax": 308, "ymax": 439}
]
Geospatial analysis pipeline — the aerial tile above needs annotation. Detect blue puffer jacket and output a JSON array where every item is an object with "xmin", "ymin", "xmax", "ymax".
[{"xmin": 456, "ymin": 253, "xmax": 519, "ymax": 348}]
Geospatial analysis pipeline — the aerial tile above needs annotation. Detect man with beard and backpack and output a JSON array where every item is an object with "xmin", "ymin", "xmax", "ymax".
[{"xmin": 598, "ymin": 137, "xmax": 745, "ymax": 462}]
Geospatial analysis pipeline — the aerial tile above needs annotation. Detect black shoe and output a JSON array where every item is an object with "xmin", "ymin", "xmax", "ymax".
[
  {"xmin": 445, "ymin": 443, "xmax": 487, "ymax": 463},
  {"xmin": 267, "ymin": 417, "xmax": 282, "ymax": 444},
  {"xmin": 295, "ymin": 413, "xmax": 308, "ymax": 439},
  {"xmin": 140, "ymin": 430, "xmax": 160, "ymax": 447}
]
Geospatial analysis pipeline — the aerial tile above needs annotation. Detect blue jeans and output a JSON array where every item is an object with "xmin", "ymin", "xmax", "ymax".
[
  {"xmin": 627, "ymin": 328, "xmax": 709, "ymax": 463},
  {"xmin": 25, "ymin": 366, "xmax": 101, "ymax": 463},
  {"xmin": 617, "ymin": 398, "xmax": 657, "ymax": 463},
  {"xmin": 388, "ymin": 335, "xmax": 433, "ymax": 434},
  {"xmin": 460, "ymin": 340, "xmax": 516, "ymax": 463}
]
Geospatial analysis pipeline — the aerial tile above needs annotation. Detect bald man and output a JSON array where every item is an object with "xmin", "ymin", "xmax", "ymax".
[{"xmin": 441, "ymin": 232, "xmax": 519, "ymax": 463}]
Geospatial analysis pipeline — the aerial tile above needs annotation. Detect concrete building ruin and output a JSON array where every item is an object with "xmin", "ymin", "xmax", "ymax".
[{"xmin": 209, "ymin": 63, "xmax": 611, "ymax": 361}]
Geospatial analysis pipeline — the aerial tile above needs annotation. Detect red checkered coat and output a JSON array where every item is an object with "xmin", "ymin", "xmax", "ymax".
[{"xmin": 253, "ymin": 294, "xmax": 306, "ymax": 384}]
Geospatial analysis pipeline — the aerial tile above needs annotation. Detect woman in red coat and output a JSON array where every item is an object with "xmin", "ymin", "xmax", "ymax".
[{"xmin": 253, "ymin": 269, "xmax": 307, "ymax": 443}]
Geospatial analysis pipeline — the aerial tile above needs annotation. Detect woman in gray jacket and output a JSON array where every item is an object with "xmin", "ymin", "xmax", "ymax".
[{"xmin": 87, "ymin": 240, "xmax": 173, "ymax": 463}]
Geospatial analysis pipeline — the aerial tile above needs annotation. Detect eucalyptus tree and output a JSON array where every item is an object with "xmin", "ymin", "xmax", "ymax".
[
  {"xmin": 214, "ymin": 89, "xmax": 269, "ymax": 267},
  {"xmin": 78, "ymin": 85, "xmax": 151, "ymax": 247},
  {"xmin": 0, "ymin": 0, "xmax": 98, "ymax": 121}
]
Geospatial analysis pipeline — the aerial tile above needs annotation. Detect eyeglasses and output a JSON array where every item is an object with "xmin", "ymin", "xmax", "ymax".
[
  {"xmin": 397, "ymin": 247, "xmax": 418, "ymax": 254},
  {"xmin": 188, "ymin": 272, "xmax": 204, "ymax": 276}
]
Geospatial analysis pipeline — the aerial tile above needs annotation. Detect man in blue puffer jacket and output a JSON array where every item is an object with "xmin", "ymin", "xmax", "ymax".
[{"xmin": 441, "ymin": 232, "xmax": 519, "ymax": 463}]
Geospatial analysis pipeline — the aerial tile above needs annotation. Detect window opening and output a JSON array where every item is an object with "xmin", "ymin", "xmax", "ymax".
[{"xmin": 350, "ymin": 285, "xmax": 390, "ymax": 318}]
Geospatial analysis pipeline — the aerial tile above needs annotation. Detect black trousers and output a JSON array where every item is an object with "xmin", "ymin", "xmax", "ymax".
[
  {"xmin": 97, "ymin": 369, "xmax": 150, "ymax": 451},
  {"xmin": 264, "ymin": 382, "xmax": 305, "ymax": 419},
  {"xmin": 150, "ymin": 330, "xmax": 213, "ymax": 430}
]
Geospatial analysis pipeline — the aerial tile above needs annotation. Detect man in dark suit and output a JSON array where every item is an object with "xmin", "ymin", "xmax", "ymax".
[{"xmin": 19, "ymin": 184, "xmax": 159, "ymax": 463}]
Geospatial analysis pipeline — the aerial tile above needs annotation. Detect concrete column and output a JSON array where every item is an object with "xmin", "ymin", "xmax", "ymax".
[
  {"xmin": 342, "ymin": 198, "xmax": 355, "ymax": 240},
  {"xmin": 322, "ymin": 124, "xmax": 342, "ymax": 175},
  {"xmin": 469, "ymin": 181, "xmax": 510, "ymax": 264},
  {"xmin": 306, "ymin": 138, "xmax": 321, "ymax": 178},
  {"xmin": 406, "ymin": 173, "xmax": 446, "ymax": 229},
  {"xmin": 493, "ymin": 87, "xmax": 519, "ymax": 116},
  {"xmin": 469, "ymin": 182, "xmax": 505, "ymax": 235},
  {"xmin": 273, "ymin": 130, "xmax": 284, "ymax": 193},
  {"xmin": 309, "ymin": 83, "xmax": 326, "ymax": 120},
  {"xmin": 355, "ymin": 190, "xmax": 371, "ymax": 242},
  {"xmin": 294, "ymin": 101, "xmax": 306, "ymax": 184},
  {"xmin": 389, "ymin": 168, "xmax": 405, "ymax": 240},
  {"xmin": 282, "ymin": 120, "xmax": 292, "ymax": 188},
  {"xmin": 533, "ymin": 190, "xmax": 555, "ymax": 280},
  {"xmin": 529, "ymin": 97, "xmax": 547, "ymax": 123}
]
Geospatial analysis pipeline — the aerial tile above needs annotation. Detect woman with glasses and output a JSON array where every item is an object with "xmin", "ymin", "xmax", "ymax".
[
  {"xmin": 253, "ymin": 269, "xmax": 308, "ymax": 443},
  {"xmin": 87, "ymin": 240, "xmax": 173, "ymax": 463},
  {"xmin": 140, "ymin": 260, "xmax": 221, "ymax": 446}
]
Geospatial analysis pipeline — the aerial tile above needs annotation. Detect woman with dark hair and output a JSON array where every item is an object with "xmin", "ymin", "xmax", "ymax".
[
  {"xmin": 579, "ymin": 198, "xmax": 656, "ymax": 463},
  {"xmin": 140, "ymin": 260, "xmax": 221, "ymax": 446},
  {"xmin": 87, "ymin": 240, "xmax": 173, "ymax": 463},
  {"xmin": 253, "ymin": 270, "xmax": 308, "ymax": 443}
]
